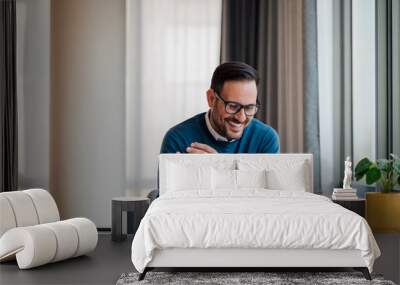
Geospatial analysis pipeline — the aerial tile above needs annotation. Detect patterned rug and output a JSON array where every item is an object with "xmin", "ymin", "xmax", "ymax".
[{"xmin": 116, "ymin": 271, "xmax": 396, "ymax": 285}]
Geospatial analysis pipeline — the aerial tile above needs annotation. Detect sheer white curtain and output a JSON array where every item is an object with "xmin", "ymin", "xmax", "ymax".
[
  {"xmin": 126, "ymin": 0, "xmax": 222, "ymax": 195},
  {"xmin": 317, "ymin": 0, "xmax": 376, "ymax": 194}
]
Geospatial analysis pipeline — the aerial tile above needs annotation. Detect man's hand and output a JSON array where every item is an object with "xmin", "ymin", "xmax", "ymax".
[{"xmin": 186, "ymin": 142, "xmax": 217, "ymax": 154}]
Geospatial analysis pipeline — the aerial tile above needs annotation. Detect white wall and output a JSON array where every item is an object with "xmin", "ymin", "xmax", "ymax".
[
  {"xmin": 51, "ymin": 0, "xmax": 126, "ymax": 227},
  {"xmin": 17, "ymin": 0, "xmax": 126, "ymax": 228},
  {"xmin": 16, "ymin": 0, "xmax": 51, "ymax": 191}
]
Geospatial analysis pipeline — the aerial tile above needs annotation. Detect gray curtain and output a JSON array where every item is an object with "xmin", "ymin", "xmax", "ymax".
[
  {"xmin": 303, "ymin": 0, "xmax": 321, "ymax": 194},
  {"xmin": 221, "ymin": 0, "xmax": 321, "ymax": 193},
  {"xmin": 376, "ymin": 0, "xmax": 400, "ymax": 158},
  {"xmin": 0, "ymin": 0, "xmax": 18, "ymax": 192}
]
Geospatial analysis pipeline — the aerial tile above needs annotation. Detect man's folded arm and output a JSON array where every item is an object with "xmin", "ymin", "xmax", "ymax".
[
  {"xmin": 160, "ymin": 129, "xmax": 183, "ymax": 154},
  {"xmin": 261, "ymin": 129, "xmax": 280, "ymax": 153}
]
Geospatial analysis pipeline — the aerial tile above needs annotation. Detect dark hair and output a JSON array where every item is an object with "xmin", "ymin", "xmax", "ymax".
[{"xmin": 210, "ymin": 62, "xmax": 259, "ymax": 94}]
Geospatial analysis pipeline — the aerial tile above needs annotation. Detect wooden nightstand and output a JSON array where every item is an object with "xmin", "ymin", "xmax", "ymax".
[{"xmin": 332, "ymin": 198, "xmax": 365, "ymax": 217}]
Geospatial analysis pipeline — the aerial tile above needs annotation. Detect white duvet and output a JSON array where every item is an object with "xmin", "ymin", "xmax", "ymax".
[{"xmin": 131, "ymin": 190, "xmax": 380, "ymax": 273}]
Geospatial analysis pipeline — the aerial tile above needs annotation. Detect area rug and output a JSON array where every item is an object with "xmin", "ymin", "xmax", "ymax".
[{"xmin": 116, "ymin": 271, "xmax": 396, "ymax": 285}]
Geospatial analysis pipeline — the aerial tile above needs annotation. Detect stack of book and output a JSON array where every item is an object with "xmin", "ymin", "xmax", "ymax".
[{"xmin": 332, "ymin": 188, "xmax": 358, "ymax": 200}]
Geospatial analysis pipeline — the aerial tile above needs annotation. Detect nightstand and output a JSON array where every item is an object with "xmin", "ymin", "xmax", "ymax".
[
  {"xmin": 111, "ymin": 197, "xmax": 150, "ymax": 242},
  {"xmin": 332, "ymin": 198, "xmax": 365, "ymax": 217}
]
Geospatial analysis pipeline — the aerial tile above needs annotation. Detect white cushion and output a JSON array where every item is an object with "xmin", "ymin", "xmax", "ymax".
[
  {"xmin": 212, "ymin": 169, "xmax": 236, "ymax": 190},
  {"xmin": 237, "ymin": 169, "xmax": 267, "ymax": 189},
  {"xmin": 24, "ymin": 189, "xmax": 60, "ymax": 223},
  {"xmin": 159, "ymin": 154, "xmax": 313, "ymax": 194},
  {"xmin": 0, "ymin": 196, "xmax": 17, "ymax": 237},
  {"xmin": 0, "ymin": 225, "xmax": 57, "ymax": 269},
  {"xmin": 0, "ymin": 189, "xmax": 60, "ymax": 238},
  {"xmin": 212, "ymin": 169, "xmax": 267, "ymax": 190},
  {"xmin": 159, "ymin": 155, "xmax": 237, "ymax": 195},
  {"xmin": 0, "ymin": 189, "xmax": 97, "ymax": 269},
  {"xmin": 266, "ymin": 163, "xmax": 307, "ymax": 191},
  {"xmin": 42, "ymin": 222, "xmax": 79, "ymax": 262},
  {"xmin": 64, "ymin": 218, "xmax": 98, "ymax": 257},
  {"xmin": 0, "ymin": 192, "xmax": 39, "ymax": 227},
  {"xmin": 166, "ymin": 162, "xmax": 212, "ymax": 191},
  {"xmin": 0, "ymin": 218, "xmax": 97, "ymax": 269},
  {"xmin": 238, "ymin": 159, "xmax": 308, "ymax": 191}
]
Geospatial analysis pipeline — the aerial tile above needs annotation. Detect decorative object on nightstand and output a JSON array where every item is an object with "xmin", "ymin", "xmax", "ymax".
[
  {"xmin": 332, "ymin": 198, "xmax": 365, "ymax": 217},
  {"xmin": 332, "ymin": 157, "xmax": 358, "ymax": 200},
  {"xmin": 112, "ymin": 197, "xmax": 149, "ymax": 242}
]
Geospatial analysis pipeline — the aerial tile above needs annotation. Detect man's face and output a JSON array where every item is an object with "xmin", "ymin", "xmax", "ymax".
[{"xmin": 207, "ymin": 80, "xmax": 258, "ymax": 140}]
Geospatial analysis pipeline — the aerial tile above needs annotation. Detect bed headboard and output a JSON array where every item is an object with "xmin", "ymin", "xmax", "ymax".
[{"xmin": 158, "ymin": 154, "xmax": 313, "ymax": 195}]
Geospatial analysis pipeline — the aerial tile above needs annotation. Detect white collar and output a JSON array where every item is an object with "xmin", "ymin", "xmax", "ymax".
[{"xmin": 205, "ymin": 110, "xmax": 235, "ymax": 142}]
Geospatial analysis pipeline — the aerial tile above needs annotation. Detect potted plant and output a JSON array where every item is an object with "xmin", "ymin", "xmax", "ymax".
[
  {"xmin": 355, "ymin": 154, "xmax": 400, "ymax": 193},
  {"xmin": 355, "ymin": 154, "xmax": 400, "ymax": 233}
]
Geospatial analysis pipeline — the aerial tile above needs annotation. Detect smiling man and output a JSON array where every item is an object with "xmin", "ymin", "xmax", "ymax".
[{"xmin": 160, "ymin": 62, "xmax": 280, "ymax": 154}]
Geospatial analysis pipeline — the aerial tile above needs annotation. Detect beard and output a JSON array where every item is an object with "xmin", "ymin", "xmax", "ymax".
[{"xmin": 210, "ymin": 111, "xmax": 250, "ymax": 140}]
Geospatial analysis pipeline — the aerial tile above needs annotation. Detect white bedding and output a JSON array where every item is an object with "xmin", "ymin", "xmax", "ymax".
[{"xmin": 131, "ymin": 190, "xmax": 380, "ymax": 273}]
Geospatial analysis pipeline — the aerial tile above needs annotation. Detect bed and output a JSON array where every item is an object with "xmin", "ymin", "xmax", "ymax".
[{"xmin": 131, "ymin": 154, "xmax": 380, "ymax": 280}]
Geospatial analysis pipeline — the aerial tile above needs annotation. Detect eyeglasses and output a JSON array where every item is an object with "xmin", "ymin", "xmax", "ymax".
[{"xmin": 214, "ymin": 92, "xmax": 259, "ymax": 116}]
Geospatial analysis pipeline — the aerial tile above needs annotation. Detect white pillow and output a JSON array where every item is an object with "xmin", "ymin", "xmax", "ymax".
[
  {"xmin": 211, "ymin": 168, "xmax": 267, "ymax": 190},
  {"xmin": 237, "ymin": 169, "xmax": 267, "ymax": 189},
  {"xmin": 266, "ymin": 163, "xmax": 307, "ymax": 191},
  {"xmin": 212, "ymin": 168, "xmax": 236, "ymax": 190},
  {"xmin": 237, "ymin": 159, "xmax": 308, "ymax": 191},
  {"xmin": 166, "ymin": 162, "xmax": 212, "ymax": 191}
]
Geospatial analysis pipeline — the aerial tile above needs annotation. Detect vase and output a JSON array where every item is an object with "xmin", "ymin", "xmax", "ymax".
[{"xmin": 366, "ymin": 192, "xmax": 400, "ymax": 233}]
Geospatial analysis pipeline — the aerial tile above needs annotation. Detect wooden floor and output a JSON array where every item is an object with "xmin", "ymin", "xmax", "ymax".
[{"xmin": 0, "ymin": 233, "xmax": 134, "ymax": 285}]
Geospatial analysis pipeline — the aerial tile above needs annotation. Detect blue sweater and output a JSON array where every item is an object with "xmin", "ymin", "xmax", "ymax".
[{"xmin": 160, "ymin": 112, "xmax": 280, "ymax": 153}]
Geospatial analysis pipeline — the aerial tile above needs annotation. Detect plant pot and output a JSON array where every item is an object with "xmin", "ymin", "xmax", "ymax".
[{"xmin": 366, "ymin": 192, "xmax": 400, "ymax": 233}]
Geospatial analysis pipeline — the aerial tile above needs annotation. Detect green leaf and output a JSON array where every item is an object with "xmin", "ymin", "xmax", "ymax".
[
  {"xmin": 393, "ymin": 159, "xmax": 400, "ymax": 175},
  {"xmin": 377, "ymin": 159, "xmax": 392, "ymax": 172},
  {"xmin": 366, "ymin": 167, "xmax": 381, "ymax": 184},
  {"xmin": 398, "ymin": 175, "xmax": 400, "ymax": 185},
  {"xmin": 355, "ymin": 158, "xmax": 372, "ymax": 180},
  {"xmin": 355, "ymin": 169, "xmax": 367, "ymax": 180}
]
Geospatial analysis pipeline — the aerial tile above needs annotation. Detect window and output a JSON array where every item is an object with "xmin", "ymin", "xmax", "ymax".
[
  {"xmin": 125, "ymin": 0, "xmax": 222, "ymax": 194},
  {"xmin": 318, "ymin": 0, "xmax": 399, "ymax": 192},
  {"xmin": 352, "ymin": 0, "xmax": 376, "ymax": 164}
]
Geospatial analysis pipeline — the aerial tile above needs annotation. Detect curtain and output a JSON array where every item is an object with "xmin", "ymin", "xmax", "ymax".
[
  {"xmin": 0, "ymin": 0, "xmax": 18, "ymax": 192},
  {"xmin": 376, "ymin": 0, "xmax": 400, "ymax": 157},
  {"xmin": 126, "ymin": 0, "xmax": 222, "ymax": 195},
  {"xmin": 221, "ymin": 0, "xmax": 321, "ymax": 192},
  {"xmin": 221, "ymin": 0, "xmax": 305, "ymax": 153},
  {"xmin": 303, "ymin": 0, "xmax": 321, "ymax": 194}
]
